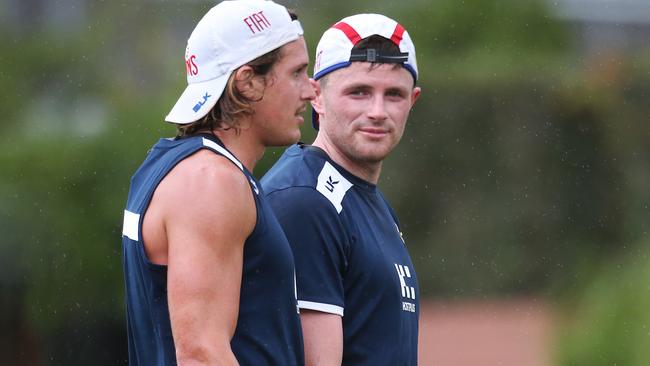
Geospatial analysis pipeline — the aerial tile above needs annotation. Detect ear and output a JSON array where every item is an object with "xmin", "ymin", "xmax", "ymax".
[
  {"xmin": 410, "ymin": 86, "xmax": 421, "ymax": 107},
  {"xmin": 309, "ymin": 78, "xmax": 324, "ymax": 115},
  {"xmin": 234, "ymin": 65, "xmax": 265, "ymax": 99}
]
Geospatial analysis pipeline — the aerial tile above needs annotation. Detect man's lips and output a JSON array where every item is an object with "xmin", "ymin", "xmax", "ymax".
[
  {"xmin": 359, "ymin": 127, "xmax": 389, "ymax": 135},
  {"xmin": 295, "ymin": 108, "xmax": 306, "ymax": 123}
]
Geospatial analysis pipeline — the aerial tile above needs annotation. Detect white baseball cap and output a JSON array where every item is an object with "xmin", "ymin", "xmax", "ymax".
[
  {"xmin": 165, "ymin": 0, "xmax": 304, "ymax": 124},
  {"xmin": 311, "ymin": 13, "xmax": 418, "ymax": 129},
  {"xmin": 313, "ymin": 13, "xmax": 418, "ymax": 82}
]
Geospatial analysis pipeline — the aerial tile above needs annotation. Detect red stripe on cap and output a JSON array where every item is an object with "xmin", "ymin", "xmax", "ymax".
[
  {"xmin": 390, "ymin": 23, "xmax": 405, "ymax": 45},
  {"xmin": 332, "ymin": 22, "xmax": 362, "ymax": 45}
]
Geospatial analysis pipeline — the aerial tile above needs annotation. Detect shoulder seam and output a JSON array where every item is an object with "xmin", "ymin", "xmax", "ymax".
[{"xmin": 266, "ymin": 186, "xmax": 343, "ymax": 215}]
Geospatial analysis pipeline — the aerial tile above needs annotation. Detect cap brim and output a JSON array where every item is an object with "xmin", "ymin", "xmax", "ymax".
[{"xmin": 165, "ymin": 74, "xmax": 229, "ymax": 124}]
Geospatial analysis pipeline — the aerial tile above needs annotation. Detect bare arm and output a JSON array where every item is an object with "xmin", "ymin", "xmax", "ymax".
[
  {"xmin": 156, "ymin": 151, "xmax": 256, "ymax": 365},
  {"xmin": 300, "ymin": 310, "xmax": 343, "ymax": 366}
]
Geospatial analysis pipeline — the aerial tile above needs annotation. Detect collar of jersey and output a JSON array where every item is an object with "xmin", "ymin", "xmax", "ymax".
[{"xmin": 298, "ymin": 143, "xmax": 377, "ymax": 192}]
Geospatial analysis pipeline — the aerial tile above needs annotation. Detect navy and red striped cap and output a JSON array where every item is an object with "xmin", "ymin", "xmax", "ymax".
[{"xmin": 311, "ymin": 13, "xmax": 418, "ymax": 129}]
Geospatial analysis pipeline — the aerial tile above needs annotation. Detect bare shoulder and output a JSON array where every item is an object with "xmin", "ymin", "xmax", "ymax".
[
  {"xmin": 165, "ymin": 149, "xmax": 250, "ymax": 194},
  {"xmin": 159, "ymin": 149, "xmax": 256, "ymax": 235}
]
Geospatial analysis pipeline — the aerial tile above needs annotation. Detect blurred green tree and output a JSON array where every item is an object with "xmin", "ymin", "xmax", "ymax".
[{"xmin": 556, "ymin": 240, "xmax": 650, "ymax": 366}]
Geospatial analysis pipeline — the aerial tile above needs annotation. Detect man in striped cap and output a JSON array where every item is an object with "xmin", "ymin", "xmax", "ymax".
[{"xmin": 262, "ymin": 13, "xmax": 422, "ymax": 365}]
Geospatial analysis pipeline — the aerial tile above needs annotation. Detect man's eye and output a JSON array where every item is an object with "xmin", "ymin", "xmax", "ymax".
[{"xmin": 293, "ymin": 66, "xmax": 307, "ymax": 77}]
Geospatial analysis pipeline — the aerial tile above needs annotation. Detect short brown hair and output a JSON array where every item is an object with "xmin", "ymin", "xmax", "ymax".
[{"xmin": 177, "ymin": 10, "xmax": 298, "ymax": 137}]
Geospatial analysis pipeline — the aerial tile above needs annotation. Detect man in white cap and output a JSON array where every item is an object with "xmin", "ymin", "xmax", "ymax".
[
  {"xmin": 262, "ymin": 13, "xmax": 421, "ymax": 365},
  {"xmin": 121, "ymin": 1, "xmax": 314, "ymax": 364}
]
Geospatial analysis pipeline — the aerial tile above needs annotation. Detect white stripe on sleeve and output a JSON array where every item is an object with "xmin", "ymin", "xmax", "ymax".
[
  {"xmin": 298, "ymin": 300, "xmax": 344, "ymax": 316},
  {"xmin": 122, "ymin": 210, "xmax": 140, "ymax": 241}
]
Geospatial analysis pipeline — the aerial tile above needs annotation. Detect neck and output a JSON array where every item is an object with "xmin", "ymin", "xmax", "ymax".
[
  {"xmin": 209, "ymin": 128, "xmax": 265, "ymax": 173},
  {"xmin": 312, "ymin": 134, "xmax": 382, "ymax": 184}
]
